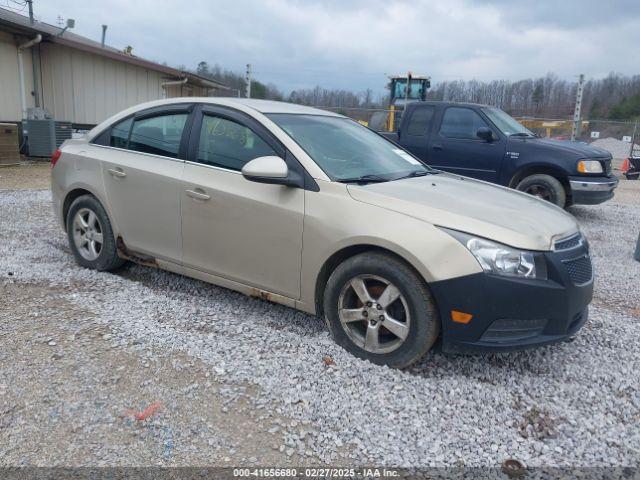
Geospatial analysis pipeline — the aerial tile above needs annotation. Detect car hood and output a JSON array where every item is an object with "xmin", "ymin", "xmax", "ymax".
[
  {"xmin": 510, "ymin": 137, "xmax": 612, "ymax": 159},
  {"xmin": 346, "ymin": 173, "xmax": 579, "ymax": 251}
]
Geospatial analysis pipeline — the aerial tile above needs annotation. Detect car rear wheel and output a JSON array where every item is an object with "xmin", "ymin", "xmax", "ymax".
[
  {"xmin": 516, "ymin": 174, "xmax": 566, "ymax": 208},
  {"xmin": 66, "ymin": 195, "xmax": 125, "ymax": 271},
  {"xmin": 323, "ymin": 252, "xmax": 439, "ymax": 368}
]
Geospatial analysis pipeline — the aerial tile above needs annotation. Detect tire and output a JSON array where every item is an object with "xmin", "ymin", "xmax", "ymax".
[
  {"xmin": 66, "ymin": 194, "xmax": 125, "ymax": 271},
  {"xmin": 323, "ymin": 251, "xmax": 440, "ymax": 368},
  {"xmin": 516, "ymin": 174, "xmax": 566, "ymax": 208}
]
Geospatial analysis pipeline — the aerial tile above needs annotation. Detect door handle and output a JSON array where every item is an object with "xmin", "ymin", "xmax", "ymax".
[
  {"xmin": 186, "ymin": 189, "xmax": 211, "ymax": 201},
  {"xmin": 432, "ymin": 144, "xmax": 443, "ymax": 151},
  {"xmin": 107, "ymin": 168, "xmax": 126, "ymax": 178}
]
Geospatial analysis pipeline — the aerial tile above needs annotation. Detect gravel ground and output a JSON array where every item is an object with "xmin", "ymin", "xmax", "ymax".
[
  {"xmin": 590, "ymin": 137, "xmax": 638, "ymax": 160},
  {"xmin": 1, "ymin": 170, "xmax": 639, "ymax": 468}
]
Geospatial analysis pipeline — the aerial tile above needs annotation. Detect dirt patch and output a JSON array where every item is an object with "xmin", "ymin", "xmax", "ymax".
[
  {"xmin": 0, "ymin": 163, "xmax": 51, "ymax": 190},
  {"xmin": 0, "ymin": 281, "xmax": 315, "ymax": 466}
]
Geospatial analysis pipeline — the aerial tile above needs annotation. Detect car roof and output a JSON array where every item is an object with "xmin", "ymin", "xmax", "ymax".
[
  {"xmin": 121, "ymin": 97, "xmax": 345, "ymax": 117},
  {"xmin": 222, "ymin": 98, "xmax": 344, "ymax": 116}
]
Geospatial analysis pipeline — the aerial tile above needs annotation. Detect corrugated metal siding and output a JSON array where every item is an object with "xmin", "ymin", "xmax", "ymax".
[
  {"xmin": 40, "ymin": 42, "xmax": 165, "ymax": 125},
  {"xmin": 0, "ymin": 31, "xmax": 35, "ymax": 122}
]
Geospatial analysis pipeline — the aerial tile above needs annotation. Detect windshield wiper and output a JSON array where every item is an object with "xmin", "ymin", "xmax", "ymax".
[
  {"xmin": 337, "ymin": 174, "xmax": 390, "ymax": 185},
  {"xmin": 510, "ymin": 132, "xmax": 535, "ymax": 137},
  {"xmin": 394, "ymin": 169, "xmax": 435, "ymax": 180}
]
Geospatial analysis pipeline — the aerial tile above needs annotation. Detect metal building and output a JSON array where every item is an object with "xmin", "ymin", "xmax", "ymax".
[{"xmin": 0, "ymin": 7, "xmax": 230, "ymax": 128}]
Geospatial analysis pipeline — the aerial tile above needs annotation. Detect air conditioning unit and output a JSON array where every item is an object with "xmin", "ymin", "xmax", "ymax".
[
  {"xmin": 0, "ymin": 123, "xmax": 20, "ymax": 165},
  {"xmin": 25, "ymin": 119, "xmax": 73, "ymax": 157}
]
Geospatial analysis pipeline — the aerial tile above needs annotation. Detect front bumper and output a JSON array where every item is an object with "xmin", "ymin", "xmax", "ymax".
[
  {"xmin": 430, "ymin": 241, "xmax": 593, "ymax": 353},
  {"xmin": 569, "ymin": 176, "xmax": 618, "ymax": 205}
]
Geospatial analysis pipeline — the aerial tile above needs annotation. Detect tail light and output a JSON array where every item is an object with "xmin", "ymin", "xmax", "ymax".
[{"xmin": 51, "ymin": 148, "xmax": 62, "ymax": 167}]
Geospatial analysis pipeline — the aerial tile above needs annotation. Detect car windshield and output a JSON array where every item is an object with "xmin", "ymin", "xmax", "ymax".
[
  {"xmin": 481, "ymin": 107, "xmax": 534, "ymax": 136},
  {"xmin": 266, "ymin": 114, "xmax": 430, "ymax": 182}
]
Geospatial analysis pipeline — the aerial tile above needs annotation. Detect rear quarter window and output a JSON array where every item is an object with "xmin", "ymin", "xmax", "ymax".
[
  {"xmin": 110, "ymin": 118, "xmax": 132, "ymax": 148},
  {"xmin": 406, "ymin": 107, "xmax": 435, "ymax": 136}
]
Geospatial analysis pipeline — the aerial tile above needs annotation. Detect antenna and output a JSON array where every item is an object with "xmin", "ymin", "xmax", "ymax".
[{"xmin": 57, "ymin": 18, "xmax": 75, "ymax": 37}]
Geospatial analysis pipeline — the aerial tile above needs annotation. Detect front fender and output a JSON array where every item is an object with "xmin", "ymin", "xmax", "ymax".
[{"xmin": 297, "ymin": 181, "xmax": 482, "ymax": 315}]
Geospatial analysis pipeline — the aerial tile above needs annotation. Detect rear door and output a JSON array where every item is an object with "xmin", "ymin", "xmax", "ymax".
[
  {"xmin": 180, "ymin": 105, "xmax": 304, "ymax": 298},
  {"xmin": 397, "ymin": 105, "xmax": 435, "ymax": 162},
  {"xmin": 95, "ymin": 104, "xmax": 193, "ymax": 262},
  {"xmin": 428, "ymin": 106, "xmax": 506, "ymax": 182}
]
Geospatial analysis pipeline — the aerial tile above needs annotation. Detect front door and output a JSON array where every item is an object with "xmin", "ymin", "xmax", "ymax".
[
  {"xmin": 180, "ymin": 107, "xmax": 304, "ymax": 299},
  {"xmin": 98, "ymin": 106, "xmax": 192, "ymax": 262},
  {"xmin": 428, "ymin": 106, "xmax": 506, "ymax": 182}
]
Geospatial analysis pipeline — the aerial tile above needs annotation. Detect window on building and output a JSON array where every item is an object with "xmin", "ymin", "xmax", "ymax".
[
  {"xmin": 129, "ymin": 113, "xmax": 188, "ymax": 158},
  {"xmin": 439, "ymin": 107, "xmax": 489, "ymax": 140},
  {"xmin": 406, "ymin": 106, "xmax": 435, "ymax": 136},
  {"xmin": 196, "ymin": 115, "xmax": 277, "ymax": 171}
]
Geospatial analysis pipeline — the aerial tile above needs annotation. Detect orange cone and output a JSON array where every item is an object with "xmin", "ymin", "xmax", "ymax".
[{"xmin": 622, "ymin": 157, "xmax": 630, "ymax": 173}]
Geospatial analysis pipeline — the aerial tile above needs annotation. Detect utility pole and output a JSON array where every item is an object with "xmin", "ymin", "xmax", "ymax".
[
  {"xmin": 630, "ymin": 121, "xmax": 638, "ymax": 159},
  {"xmin": 245, "ymin": 63, "xmax": 252, "ymax": 99},
  {"xmin": 27, "ymin": 0, "xmax": 34, "ymax": 24},
  {"xmin": 571, "ymin": 73, "xmax": 585, "ymax": 141}
]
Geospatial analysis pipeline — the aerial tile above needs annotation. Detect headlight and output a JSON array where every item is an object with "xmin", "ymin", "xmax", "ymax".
[
  {"xmin": 577, "ymin": 160, "xmax": 603, "ymax": 174},
  {"xmin": 442, "ymin": 229, "xmax": 547, "ymax": 280}
]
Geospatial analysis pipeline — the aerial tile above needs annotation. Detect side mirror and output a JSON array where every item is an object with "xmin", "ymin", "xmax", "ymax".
[
  {"xmin": 476, "ymin": 127, "xmax": 494, "ymax": 142},
  {"xmin": 241, "ymin": 156, "xmax": 289, "ymax": 184}
]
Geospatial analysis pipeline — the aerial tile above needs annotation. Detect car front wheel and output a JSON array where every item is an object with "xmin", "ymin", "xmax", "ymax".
[{"xmin": 323, "ymin": 252, "xmax": 439, "ymax": 368}]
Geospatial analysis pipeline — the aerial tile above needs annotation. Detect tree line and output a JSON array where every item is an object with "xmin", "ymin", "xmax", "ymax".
[{"xmin": 192, "ymin": 62, "xmax": 640, "ymax": 121}]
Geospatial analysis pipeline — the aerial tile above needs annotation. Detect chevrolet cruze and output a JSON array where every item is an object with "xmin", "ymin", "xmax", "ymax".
[{"xmin": 51, "ymin": 98, "xmax": 594, "ymax": 367}]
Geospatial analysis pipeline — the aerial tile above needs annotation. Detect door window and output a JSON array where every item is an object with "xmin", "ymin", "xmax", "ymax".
[
  {"xmin": 129, "ymin": 113, "xmax": 188, "ymax": 158},
  {"xmin": 406, "ymin": 106, "xmax": 434, "ymax": 136},
  {"xmin": 439, "ymin": 107, "xmax": 489, "ymax": 140},
  {"xmin": 197, "ymin": 115, "xmax": 277, "ymax": 171}
]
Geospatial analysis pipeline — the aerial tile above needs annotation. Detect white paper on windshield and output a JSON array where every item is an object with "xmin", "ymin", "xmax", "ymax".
[{"xmin": 392, "ymin": 148, "xmax": 421, "ymax": 165}]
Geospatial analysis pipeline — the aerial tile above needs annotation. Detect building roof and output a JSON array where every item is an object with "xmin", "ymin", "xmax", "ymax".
[{"xmin": 0, "ymin": 7, "xmax": 230, "ymax": 91}]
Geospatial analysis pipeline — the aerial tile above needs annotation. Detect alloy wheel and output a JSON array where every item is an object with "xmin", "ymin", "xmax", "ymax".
[
  {"xmin": 338, "ymin": 274, "xmax": 411, "ymax": 354},
  {"xmin": 72, "ymin": 208, "xmax": 104, "ymax": 261}
]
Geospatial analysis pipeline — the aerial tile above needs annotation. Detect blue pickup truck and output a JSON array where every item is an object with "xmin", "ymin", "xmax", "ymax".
[{"xmin": 380, "ymin": 102, "xmax": 618, "ymax": 208}]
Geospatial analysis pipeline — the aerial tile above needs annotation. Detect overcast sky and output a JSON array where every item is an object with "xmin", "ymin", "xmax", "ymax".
[{"xmin": 20, "ymin": 0, "xmax": 640, "ymax": 94}]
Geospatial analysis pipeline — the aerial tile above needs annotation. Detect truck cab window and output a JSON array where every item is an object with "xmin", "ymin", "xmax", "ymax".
[
  {"xmin": 406, "ymin": 107, "xmax": 435, "ymax": 136},
  {"xmin": 439, "ymin": 107, "xmax": 489, "ymax": 140}
]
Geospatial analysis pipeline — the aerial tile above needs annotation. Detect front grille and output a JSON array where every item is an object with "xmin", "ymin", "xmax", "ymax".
[
  {"xmin": 563, "ymin": 255, "xmax": 593, "ymax": 285},
  {"xmin": 555, "ymin": 234, "xmax": 582, "ymax": 251}
]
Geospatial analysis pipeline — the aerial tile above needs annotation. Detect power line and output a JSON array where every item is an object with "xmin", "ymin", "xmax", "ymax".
[{"xmin": 1, "ymin": 0, "xmax": 27, "ymax": 12}]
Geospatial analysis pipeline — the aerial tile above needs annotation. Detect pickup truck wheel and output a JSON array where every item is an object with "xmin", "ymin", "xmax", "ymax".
[
  {"xmin": 323, "ymin": 252, "xmax": 439, "ymax": 368},
  {"xmin": 516, "ymin": 174, "xmax": 566, "ymax": 208}
]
